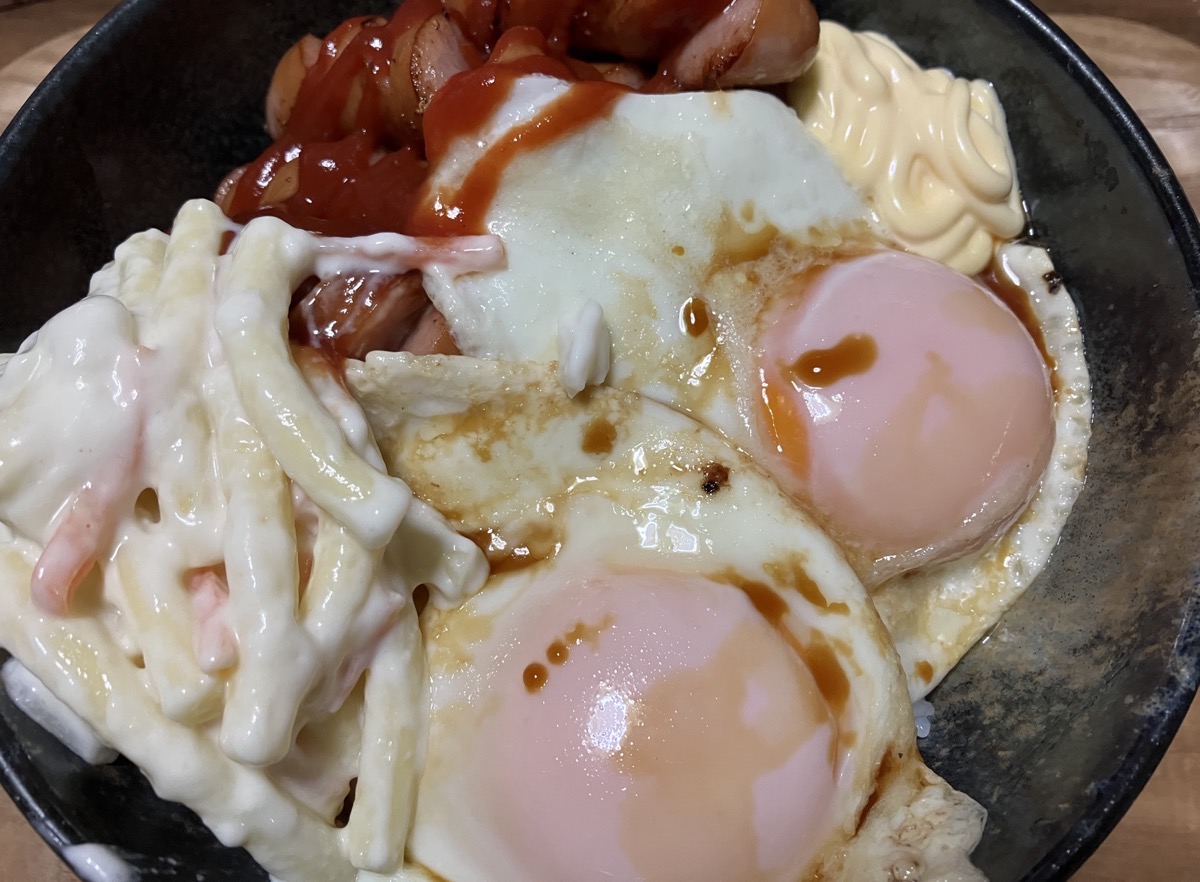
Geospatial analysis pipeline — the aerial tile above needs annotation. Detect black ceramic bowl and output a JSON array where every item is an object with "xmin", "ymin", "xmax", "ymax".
[{"xmin": 1, "ymin": 1, "xmax": 1198, "ymax": 880}]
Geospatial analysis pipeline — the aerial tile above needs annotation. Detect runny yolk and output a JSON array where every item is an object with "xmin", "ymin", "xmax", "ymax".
[
  {"xmin": 755, "ymin": 250, "xmax": 1055, "ymax": 581},
  {"xmin": 470, "ymin": 572, "xmax": 842, "ymax": 882}
]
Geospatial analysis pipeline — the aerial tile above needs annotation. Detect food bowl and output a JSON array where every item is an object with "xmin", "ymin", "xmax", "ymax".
[{"xmin": 0, "ymin": 0, "xmax": 1197, "ymax": 879}]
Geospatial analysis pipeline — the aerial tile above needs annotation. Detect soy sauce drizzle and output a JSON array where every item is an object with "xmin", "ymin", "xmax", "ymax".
[
  {"xmin": 523, "ymin": 662, "xmax": 549, "ymax": 693},
  {"xmin": 788, "ymin": 333, "xmax": 878, "ymax": 388}
]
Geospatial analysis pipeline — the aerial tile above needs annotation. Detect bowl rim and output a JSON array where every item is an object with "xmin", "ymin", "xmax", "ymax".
[
  {"xmin": 1, "ymin": 0, "xmax": 1199, "ymax": 880},
  {"xmin": 995, "ymin": 1, "xmax": 1200, "ymax": 878}
]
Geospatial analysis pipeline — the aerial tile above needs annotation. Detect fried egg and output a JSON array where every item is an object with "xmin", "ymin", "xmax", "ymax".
[
  {"xmin": 415, "ymin": 76, "xmax": 1089, "ymax": 694},
  {"xmin": 347, "ymin": 354, "xmax": 986, "ymax": 882},
  {"xmin": 872, "ymin": 242, "xmax": 1091, "ymax": 696}
]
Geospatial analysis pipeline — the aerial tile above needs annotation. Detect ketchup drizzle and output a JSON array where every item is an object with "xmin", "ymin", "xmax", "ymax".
[
  {"xmin": 218, "ymin": 0, "xmax": 777, "ymax": 356},
  {"xmin": 415, "ymin": 65, "xmax": 626, "ymax": 236},
  {"xmin": 229, "ymin": 3, "xmax": 630, "ymax": 239}
]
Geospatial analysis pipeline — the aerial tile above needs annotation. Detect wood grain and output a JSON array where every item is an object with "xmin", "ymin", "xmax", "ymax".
[
  {"xmin": 1039, "ymin": 0, "xmax": 1200, "ymax": 47},
  {"xmin": 1049, "ymin": 21, "xmax": 1200, "ymax": 875},
  {"xmin": 0, "ymin": 0, "xmax": 116, "ymax": 70},
  {"xmin": 0, "ymin": 27, "xmax": 89, "ymax": 130},
  {"xmin": 1053, "ymin": 13, "xmax": 1200, "ymax": 210},
  {"xmin": 0, "ymin": 3, "xmax": 1198, "ymax": 881}
]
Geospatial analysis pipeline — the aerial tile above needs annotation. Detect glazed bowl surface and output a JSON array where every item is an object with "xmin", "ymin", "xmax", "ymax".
[{"xmin": 0, "ymin": 0, "xmax": 1198, "ymax": 879}]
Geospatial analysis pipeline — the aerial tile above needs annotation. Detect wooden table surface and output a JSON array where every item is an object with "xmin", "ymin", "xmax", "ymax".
[{"xmin": 1, "ymin": 1, "xmax": 1198, "ymax": 880}]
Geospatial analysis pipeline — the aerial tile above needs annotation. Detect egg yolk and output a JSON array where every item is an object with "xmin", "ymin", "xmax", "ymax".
[
  {"xmin": 756, "ymin": 250, "xmax": 1055, "ymax": 581},
  {"xmin": 466, "ymin": 572, "xmax": 841, "ymax": 882}
]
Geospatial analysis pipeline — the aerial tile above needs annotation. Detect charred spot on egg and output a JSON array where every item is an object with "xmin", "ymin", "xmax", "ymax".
[
  {"xmin": 701, "ymin": 461, "xmax": 730, "ymax": 495},
  {"xmin": 347, "ymin": 355, "xmax": 987, "ymax": 882}
]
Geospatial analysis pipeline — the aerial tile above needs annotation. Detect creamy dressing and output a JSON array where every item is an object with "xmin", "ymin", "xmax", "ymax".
[
  {"xmin": 556, "ymin": 300, "xmax": 612, "ymax": 397},
  {"xmin": 61, "ymin": 843, "xmax": 136, "ymax": 882},
  {"xmin": 0, "ymin": 201, "xmax": 494, "ymax": 882},
  {"xmin": 1, "ymin": 659, "xmax": 117, "ymax": 764}
]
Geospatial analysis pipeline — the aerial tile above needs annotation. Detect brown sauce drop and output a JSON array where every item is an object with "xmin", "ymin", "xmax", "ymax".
[
  {"xmin": 713, "ymin": 212, "xmax": 780, "ymax": 269},
  {"xmin": 854, "ymin": 748, "xmax": 898, "ymax": 833},
  {"xmin": 759, "ymin": 370, "xmax": 810, "ymax": 478},
  {"xmin": 800, "ymin": 635, "xmax": 851, "ymax": 718},
  {"xmin": 717, "ymin": 571, "xmax": 788, "ymax": 628},
  {"xmin": 671, "ymin": 244, "xmax": 686, "ymax": 256},
  {"xmin": 788, "ymin": 333, "xmax": 878, "ymax": 389},
  {"xmin": 915, "ymin": 660, "xmax": 934, "ymax": 684},
  {"xmin": 564, "ymin": 616, "xmax": 613, "ymax": 648},
  {"xmin": 982, "ymin": 265, "xmax": 1060, "ymax": 394},
  {"xmin": 534, "ymin": 619, "xmax": 610, "ymax": 678},
  {"xmin": 679, "ymin": 297, "xmax": 710, "ymax": 337},
  {"xmin": 581, "ymin": 417, "xmax": 618, "ymax": 456},
  {"xmin": 742, "ymin": 582, "xmax": 788, "ymax": 627},
  {"xmin": 546, "ymin": 640, "xmax": 569, "ymax": 665},
  {"xmin": 765, "ymin": 558, "xmax": 850, "ymax": 615},
  {"xmin": 701, "ymin": 461, "xmax": 729, "ymax": 495},
  {"xmin": 523, "ymin": 662, "xmax": 549, "ymax": 693},
  {"xmin": 465, "ymin": 523, "xmax": 561, "ymax": 574}
]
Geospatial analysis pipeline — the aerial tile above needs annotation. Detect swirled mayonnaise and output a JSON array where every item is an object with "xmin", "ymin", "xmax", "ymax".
[{"xmin": 788, "ymin": 22, "xmax": 1026, "ymax": 275}]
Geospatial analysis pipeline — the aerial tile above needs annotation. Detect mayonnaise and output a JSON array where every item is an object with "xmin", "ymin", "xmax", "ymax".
[
  {"xmin": 61, "ymin": 843, "xmax": 135, "ymax": 882},
  {"xmin": 789, "ymin": 22, "xmax": 1027, "ymax": 275},
  {"xmin": 557, "ymin": 299, "xmax": 613, "ymax": 398},
  {"xmin": 1, "ymin": 659, "xmax": 117, "ymax": 764}
]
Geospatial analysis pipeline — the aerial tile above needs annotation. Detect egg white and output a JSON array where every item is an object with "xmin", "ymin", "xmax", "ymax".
[
  {"xmin": 348, "ymin": 354, "xmax": 986, "ymax": 881},
  {"xmin": 420, "ymin": 77, "xmax": 876, "ymax": 440},
  {"xmin": 416, "ymin": 80, "xmax": 1090, "ymax": 700}
]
